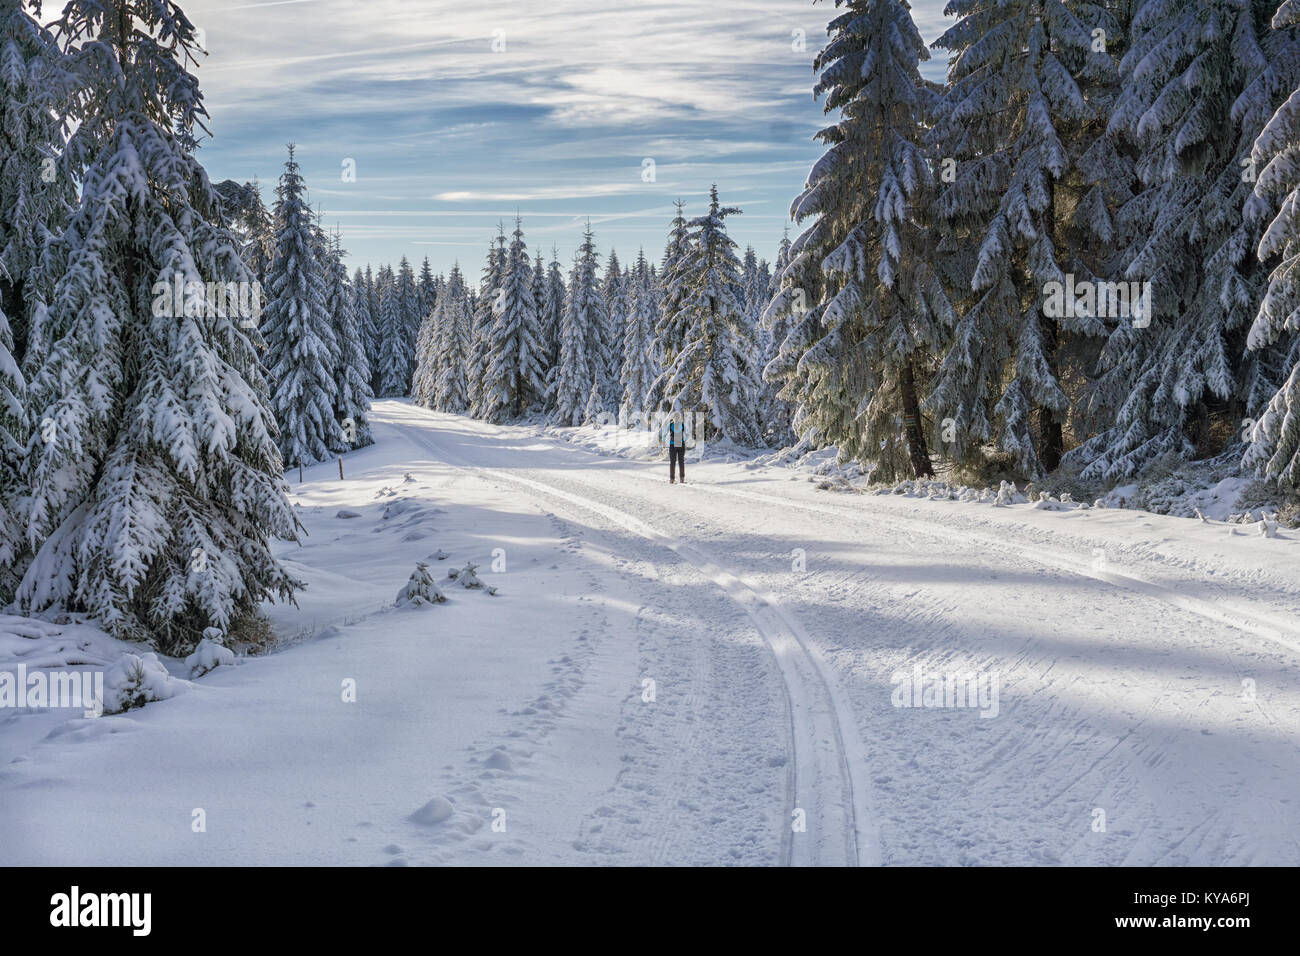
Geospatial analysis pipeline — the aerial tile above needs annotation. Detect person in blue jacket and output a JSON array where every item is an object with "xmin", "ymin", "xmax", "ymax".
[{"xmin": 661, "ymin": 401, "xmax": 687, "ymax": 484}]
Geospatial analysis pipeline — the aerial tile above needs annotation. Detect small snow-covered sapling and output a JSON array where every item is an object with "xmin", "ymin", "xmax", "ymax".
[
  {"xmin": 456, "ymin": 563, "xmax": 484, "ymax": 589},
  {"xmin": 397, "ymin": 562, "xmax": 447, "ymax": 606}
]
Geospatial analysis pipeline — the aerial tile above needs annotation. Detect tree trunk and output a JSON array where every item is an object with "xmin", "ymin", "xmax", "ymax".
[
  {"xmin": 900, "ymin": 359, "xmax": 934, "ymax": 479},
  {"xmin": 1188, "ymin": 400, "xmax": 1207, "ymax": 457},
  {"xmin": 1037, "ymin": 313, "xmax": 1064, "ymax": 473},
  {"xmin": 1038, "ymin": 174, "xmax": 1064, "ymax": 474}
]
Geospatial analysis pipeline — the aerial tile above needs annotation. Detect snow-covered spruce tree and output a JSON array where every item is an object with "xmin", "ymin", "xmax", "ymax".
[
  {"xmin": 1071, "ymin": 0, "xmax": 1291, "ymax": 481},
  {"xmin": 434, "ymin": 263, "xmax": 471, "ymax": 411},
  {"xmin": 766, "ymin": 0, "xmax": 954, "ymax": 479},
  {"xmin": 362, "ymin": 264, "xmax": 382, "ymax": 394},
  {"xmin": 375, "ymin": 262, "xmax": 409, "ymax": 397},
  {"xmin": 741, "ymin": 246, "xmax": 761, "ymax": 322},
  {"xmin": 531, "ymin": 251, "xmax": 547, "ymax": 334},
  {"xmin": 325, "ymin": 234, "xmax": 373, "ymax": 450},
  {"xmin": 412, "ymin": 264, "xmax": 443, "ymax": 409},
  {"xmin": 620, "ymin": 249, "xmax": 661, "ymax": 422},
  {"xmin": 19, "ymin": 0, "xmax": 299, "ymax": 649},
  {"xmin": 752, "ymin": 257, "xmax": 772, "ymax": 319},
  {"xmin": 551, "ymin": 252, "xmax": 587, "ymax": 424},
  {"xmin": 466, "ymin": 231, "xmax": 506, "ymax": 417},
  {"xmin": 262, "ymin": 145, "xmax": 342, "ymax": 467},
  {"xmin": 368, "ymin": 264, "xmax": 390, "ymax": 394},
  {"xmin": 1243, "ymin": 0, "xmax": 1300, "ymax": 490},
  {"xmin": 656, "ymin": 185, "xmax": 761, "ymax": 445},
  {"xmin": 601, "ymin": 249, "xmax": 627, "ymax": 397},
  {"xmin": 376, "ymin": 255, "xmax": 418, "ymax": 396},
  {"xmin": 423, "ymin": 266, "xmax": 462, "ymax": 410},
  {"xmin": 398, "ymin": 256, "xmax": 421, "ymax": 386},
  {"xmin": 540, "ymin": 247, "xmax": 567, "ymax": 408},
  {"xmin": 410, "ymin": 287, "xmax": 439, "ymax": 407},
  {"xmin": 582, "ymin": 234, "xmax": 611, "ymax": 415},
  {"xmin": 417, "ymin": 256, "xmax": 437, "ymax": 320},
  {"xmin": 928, "ymin": 0, "xmax": 1109, "ymax": 477},
  {"xmin": 530, "ymin": 250, "xmax": 552, "ymax": 403},
  {"xmin": 745, "ymin": 249, "xmax": 772, "ymax": 407},
  {"xmin": 484, "ymin": 217, "xmax": 545, "ymax": 420},
  {"xmin": 353, "ymin": 265, "xmax": 378, "ymax": 384},
  {"xmin": 757, "ymin": 227, "xmax": 795, "ymax": 445},
  {"xmin": 553, "ymin": 228, "xmax": 605, "ymax": 425},
  {"xmin": 656, "ymin": 199, "xmax": 693, "ymax": 377}
]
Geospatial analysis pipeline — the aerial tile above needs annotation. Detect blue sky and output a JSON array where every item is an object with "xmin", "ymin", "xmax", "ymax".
[{"xmin": 185, "ymin": 0, "xmax": 953, "ymax": 276}]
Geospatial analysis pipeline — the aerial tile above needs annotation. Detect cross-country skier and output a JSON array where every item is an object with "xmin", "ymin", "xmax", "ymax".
[{"xmin": 661, "ymin": 401, "xmax": 687, "ymax": 484}]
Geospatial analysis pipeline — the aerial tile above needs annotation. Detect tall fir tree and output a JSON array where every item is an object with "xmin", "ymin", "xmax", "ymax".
[
  {"xmin": 620, "ymin": 249, "xmax": 661, "ymax": 422},
  {"xmin": 434, "ymin": 264, "xmax": 471, "ymax": 411},
  {"xmin": 657, "ymin": 199, "xmax": 693, "ymax": 376},
  {"xmin": 19, "ymin": 0, "xmax": 299, "ymax": 649},
  {"xmin": 484, "ymin": 217, "xmax": 545, "ymax": 420},
  {"xmin": 553, "ymin": 227, "xmax": 605, "ymax": 425},
  {"xmin": 601, "ymin": 248, "xmax": 627, "ymax": 397},
  {"xmin": 417, "ymin": 255, "xmax": 437, "ymax": 319},
  {"xmin": 325, "ymin": 233, "xmax": 373, "ymax": 450},
  {"xmin": 388, "ymin": 255, "xmax": 419, "ymax": 395},
  {"xmin": 929, "ymin": 0, "xmax": 1107, "ymax": 476},
  {"xmin": 767, "ymin": 0, "xmax": 954, "ymax": 479},
  {"xmin": 410, "ymin": 276, "xmax": 440, "ymax": 408},
  {"xmin": 467, "ymin": 230, "xmax": 506, "ymax": 415},
  {"xmin": 263, "ymin": 145, "xmax": 342, "ymax": 468},
  {"xmin": 656, "ymin": 185, "xmax": 761, "ymax": 444},
  {"xmin": 741, "ymin": 245, "xmax": 761, "ymax": 322},
  {"xmin": 758, "ymin": 227, "xmax": 796, "ymax": 445},
  {"xmin": 531, "ymin": 250, "xmax": 549, "ymax": 402},
  {"xmin": 541, "ymin": 248, "xmax": 567, "ymax": 408},
  {"xmin": 353, "ymin": 265, "xmax": 377, "ymax": 386},
  {"xmin": 376, "ymin": 261, "xmax": 410, "ymax": 397},
  {"xmin": 363, "ymin": 264, "xmax": 382, "ymax": 394}
]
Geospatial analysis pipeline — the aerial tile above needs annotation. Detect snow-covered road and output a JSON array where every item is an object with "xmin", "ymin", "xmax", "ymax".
[{"xmin": 3, "ymin": 399, "xmax": 1298, "ymax": 866}]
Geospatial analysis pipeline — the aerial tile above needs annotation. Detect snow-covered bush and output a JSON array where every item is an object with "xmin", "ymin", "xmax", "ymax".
[
  {"xmin": 103, "ymin": 653, "xmax": 181, "ymax": 714},
  {"xmin": 993, "ymin": 481, "xmax": 1027, "ymax": 508},
  {"xmin": 185, "ymin": 629, "xmax": 235, "ymax": 679}
]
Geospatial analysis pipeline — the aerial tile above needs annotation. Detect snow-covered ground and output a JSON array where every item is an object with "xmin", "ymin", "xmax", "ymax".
[{"xmin": 3, "ymin": 399, "xmax": 1298, "ymax": 865}]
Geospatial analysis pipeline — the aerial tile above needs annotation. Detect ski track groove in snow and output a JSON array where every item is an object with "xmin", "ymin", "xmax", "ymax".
[{"xmin": 396, "ymin": 416, "xmax": 874, "ymax": 866}]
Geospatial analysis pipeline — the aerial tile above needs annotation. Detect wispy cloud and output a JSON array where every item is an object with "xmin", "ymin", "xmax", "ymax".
[{"xmin": 181, "ymin": 0, "xmax": 954, "ymax": 272}]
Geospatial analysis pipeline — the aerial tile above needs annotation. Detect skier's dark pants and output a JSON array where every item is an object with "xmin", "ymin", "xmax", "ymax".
[{"xmin": 669, "ymin": 445, "xmax": 685, "ymax": 482}]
